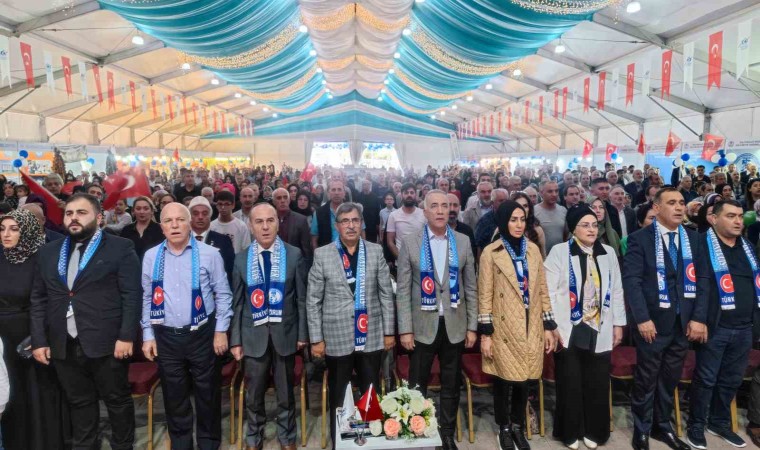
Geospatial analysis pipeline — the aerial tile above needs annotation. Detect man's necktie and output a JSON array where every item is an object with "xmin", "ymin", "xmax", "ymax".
[
  {"xmin": 668, "ymin": 232, "xmax": 680, "ymax": 314},
  {"xmin": 66, "ymin": 243, "xmax": 82, "ymax": 338},
  {"xmin": 262, "ymin": 250, "xmax": 271, "ymax": 294},
  {"xmin": 195, "ymin": 235, "xmax": 203, "ymax": 242}
]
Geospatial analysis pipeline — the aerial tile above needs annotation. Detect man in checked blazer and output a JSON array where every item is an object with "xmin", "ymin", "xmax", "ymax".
[
  {"xmin": 306, "ymin": 202, "xmax": 395, "ymax": 449},
  {"xmin": 396, "ymin": 189, "xmax": 478, "ymax": 450}
]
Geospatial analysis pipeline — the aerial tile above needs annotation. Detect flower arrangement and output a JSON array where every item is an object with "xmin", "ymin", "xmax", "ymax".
[{"xmin": 370, "ymin": 381, "xmax": 438, "ymax": 440}]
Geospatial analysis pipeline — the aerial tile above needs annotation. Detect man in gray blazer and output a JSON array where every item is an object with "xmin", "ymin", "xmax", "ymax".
[
  {"xmin": 397, "ymin": 189, "xmax": 478, "ymax": 450},
  {"xmin": 307, "ymin": 202, "xmax": 395, "ymax": 449},
  {"xmin": 230, "ymin": 203, "xmax": 308, "ymax": 450}
]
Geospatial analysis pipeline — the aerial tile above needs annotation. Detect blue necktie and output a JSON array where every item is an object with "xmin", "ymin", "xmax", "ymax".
[
  {"xmin": 668, "ymin": 232, "xmax": 680, "ymax": 314},
  {"xmin": 262, "ymin": 250, "xmax": 271, "ymax": 294}
]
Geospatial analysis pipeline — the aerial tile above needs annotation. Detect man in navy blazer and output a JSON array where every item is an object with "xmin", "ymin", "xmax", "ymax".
[
  {"xmin": 189, "ymin": 196, "xmax": 236, "ymax": 284},
  {"xmin": 623, "ymin": 187, "xmax": 708, "ymax": 450}
]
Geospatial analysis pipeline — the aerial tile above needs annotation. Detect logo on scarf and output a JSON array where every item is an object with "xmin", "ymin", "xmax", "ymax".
[
  {"xmin": 342, "ymin": 254, "xmax": 350, "ymax": 269},
  {"xmin": 194, "ymin": 295, "xmax": 203, "ymax": 311},
  {"xmin": 720, "ymin": 274, "xmax": 735, "ymax": 293},
  {"xmin": 755, "ymin": 274, "xmax": 760, "ymax": 290},
  {"xmin": 152, "ymin": 286, "xmax": 164, "ymax": 306},
  {"xmin": 422, "ymin": 276, "xmax": 435, "ymax": 295},
  {"xmin": 569, "ymin": 291, "xmax": 577, "ymax": 309},
  {"xmin": 269, "ymin": 289, "xmax": 282, "ymax": 305},
  {"xmin": 357, "ymin": 313, "xmax": 368, "ymax": 333},
  {"xmin": 686, "ymin": 263, "xmax": 696, "ymax": 283},
  {"xmin": 251, "ymin": 289, "xmax": 265, "ymax": 308}
]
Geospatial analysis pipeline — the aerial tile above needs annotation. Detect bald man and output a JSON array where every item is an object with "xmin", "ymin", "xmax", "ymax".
[
  {"xmin": 141, "ymin": 202, "xmax": 233, "ymax": 450},
  {"xmin": 20, "ymin": 203, "xmax": 64, "ymax": 242}
]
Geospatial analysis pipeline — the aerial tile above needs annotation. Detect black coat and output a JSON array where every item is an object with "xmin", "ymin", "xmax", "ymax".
[
  {"xmin": 204, "ymin": 230, "xmax": 236, "ymax": 286},
  {"xmin": 606, "ymin": 202, "xmax": 637, "ymax": 237},
  {"xmin": 30, "ymin": 233, "xmax": 142, "ymax": 359}
]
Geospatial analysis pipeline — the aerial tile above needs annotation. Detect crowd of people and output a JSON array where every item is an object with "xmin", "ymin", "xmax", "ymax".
[{"xmin": 0, "ymin": 157, "xmax": 759, "ymax": 450}]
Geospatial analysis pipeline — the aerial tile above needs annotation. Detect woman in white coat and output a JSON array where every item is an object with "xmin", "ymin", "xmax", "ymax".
[{"xmin": 544, "ymin": 204, "xmax": 627, "ymax": 449}]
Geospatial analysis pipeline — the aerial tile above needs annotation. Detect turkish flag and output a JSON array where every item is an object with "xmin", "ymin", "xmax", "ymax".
[
  {"xmin": 597, "ymin": 72, "xmax": 606, "ymax": 111},
  {"xmin": 101, "ymin": 167, "xmax": 152, "ymax": 211},
  {"xmin": 661, "ymin": 50, "xmax": 672, "ymax": 99},
  {"xmin": 605, "ymin": 143, "xmax": 617, "ymax": 162},
  {"xmin": 92, "ymin": 65, "xmax": 103, "ymax": 104},
  {"xmin": 562, "ymin": 87, "xmax": 568, "ymax": 118},
  {"xmin": 192, "ymin": 103, "xmax": 197, "ymax": 125},
  {"xmin": 582, "ymin": 140, "xmax": 593, "ymax": 159},
  {"xmin": 168, "ymin": 95, "xmax": 174, "ymax": 120},
  {"xmin": 129, "ymin": 81, "xmax": 136, "ymax": 112},
  {"xmin": 172, "ymin": 148, "xmax": 180, "ymax": 162},
  {"xmin": 489, "ymin": 114, "xmax": 494, "ymax": 135},
  {"xmin": 665, "ymin": 131, "xmax": 681, "ymax": 156},
  {"xmin": 151, "ymin": 89, "xmax": 157, "ymax": 119},
  {"xmin": 182, "ymin": 97, "xmax": 188, "ymax": 124},
  {"xmin": 62, "ymin": 181, "xmax": 83, "ymax": 196},
  {"xmin": 583, "ymin": 77, "xmax": 590, "ymax": 112},
  {"xmin": 507, "ymin": 107, "xmax": 512, "ymax": 131},
  {"xmin": 539, "ymin": 96, "xmax": 544, "ymax": 123},
  {"xmin": 213, "ymin": 111, "xmax": 218, "ymax": 132},
  {"xmin": 702, "ymin": 133, "xmax": 725, "ymax": 160},
  {"xmin": 525, "ymin": 100, "xmax": 530, "ymax": 124},
  {"xmin": 203, "ymin": 107, "xmax": 208, "ymax": 129},
  {"xmin": 626, "ymin": 63, "xmax": 635, "ymax": 106},
  {"xmin": 20, "ymin": 42, "xmax": 34, "ymax": 88},
  {"xmin": 19, "ymin": 171, "xmax": 63, "ymax": 226},
  {"xmin": 355, "ymin": 384, "xmax": 383, "ymax": 422},
  {"xmin": 498, "ymin": 111, "xmax": 502, "ymax": 133},
  {"xmin": 62, "ymin": 56, "xmax": 72, "ymax": 96},
  {"xmin": 637, "ymin": 133, "xmax": 645, "ymax": 155},
  {"xmin": 554, "ymin": 90, "xmax": 559, "ymax": 118},
  {"xmin": 708, "ymin": 31, "xmax": 723, "ymax": 90},
  {"xmin": 107, "ymin": 71, "xmax": 115, "ymax": 110}
]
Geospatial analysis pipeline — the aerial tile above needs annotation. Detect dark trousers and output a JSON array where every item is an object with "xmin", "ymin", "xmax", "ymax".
[
  {"xmin": 631, "ymin": 321, "xmax": 688, "ymax": 435},
  {"xmin": 553, "ymin": 347, "xmax": 611, "ymax": 444},
  {"xmin": 154, "ymin": 320, "xmax": 221, "ymax": 450},
  {"xmin": 243, "ymin": 338, "xmax": 296, "ymax": 447},
  {"xmin": 688, "ymin": 326, "xmax": 753, "ymax": 432},
  {"xmin": 493, "ymin": 378, "xmax": 529, "ymax": 427},
  {"xmin": 326, "ymin": 350, "xmax": 381, "ymax": 449},
  {"xmin": 409, "ymin": 318, "xmax": 464, "ymax": 438},
  {"xmin": 54, "ymin": 337, "xmax": 134, "ymax": 450}
]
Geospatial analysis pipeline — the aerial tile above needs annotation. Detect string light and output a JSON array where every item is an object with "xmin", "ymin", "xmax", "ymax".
[
  {"xmin": 181, "ymin": 22, "xmax": 299, "ymax": 69},
  {"xmin": 309, "ymin": 49, "xmax": 317, "ymax": 57},
  {"xmin": 356, "ymin": 55, "xmax": 393, "ymax": 71},
  {"xmin": 394, "ymin": 52, "xmax": 401, "ymax": 59},
  {"xmin": 412, "ymin": 28, "xmax": 522, "ymax": 76},
  {"xmin": 270, "ymin": 89, "xmax": 327, "ymax": 113},
  {"xmin": 451, "ymin": 104, "xmax": 458, "ymax": 110},
  {"xmin": 384, "ymin": 91, "xmax": 440, "ymax": 114},
  {"xmin": 131, "ymin": 33, "xmax": 144, "ymax": 46},
  {"xmin": 485, "ymin": 83, "xmax": 493, "ymax": 90},
  {"xmin": 234, "ymin": 93, "xmax": 242, "ymax": 98},
  {"xmin": 241, "ymin": 66, "xmax": 318, "ymax": 101},
  {"xmin": 211, "ymin": 78, "xmax": 220, "ymax": 85},
  {"xmin": 356, "ymin": 4, "xmax": 410, "ymax": 33},
  {"xmin": 395, "ymin": 68, "xmax": 465, "ymax": 100},
  {"xmin": 509, "ymin": 0, "xmax": 621, "ymax": 14},
  {"xmin": 301, "ymin": 4, "xmax": 355, "ymax": 32},
  {"xmin": 328, "ymin": 80, "xmax": 353, "ymax": 91},
  {"xmin": 298, "ymin": 24, "xmax": 308, "ymax": 33},
  {"xmin": 250, "ymin": 100, "xmax": 257, "ymax": 106},
  {"xmin": 181, "ymin": 62, "xmax": 191, "ymax": 70},
  {"xmin": 357, "ymin": 80, "xmax": 384, "ymax": 91},
  {"xmin": 626, "ymin": 1, "xmax": 641, "ymax": 13},
  {"xmin": 318, "ymin": 56, "xmax": 355, "ymax": 71}
]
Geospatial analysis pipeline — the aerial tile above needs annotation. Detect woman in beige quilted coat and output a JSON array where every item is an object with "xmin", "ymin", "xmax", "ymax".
[{"xmin": 479, "ymin": 201, "xmax": 559, "ymax": 450}]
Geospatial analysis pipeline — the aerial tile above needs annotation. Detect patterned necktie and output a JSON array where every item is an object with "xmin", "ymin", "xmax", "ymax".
[
  {"xmin": 195, "ymin": 235, "xmax": 203, "ymax": 242},
  {"xmin": 262, "ymin": 250, "xmax": 271, "ymax": 293},
  {"xmin": 66, "ymin": 243, "xmax": 82, "ymax": 338},
  {"xmin": 668, "ymin": 232, "xmax": 678, "ymax": 269}
]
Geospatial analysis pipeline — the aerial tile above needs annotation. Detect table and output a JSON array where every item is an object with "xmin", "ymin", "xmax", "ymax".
[{"xmin": 335, "ymin": 434, "xmax": 442, "ymax": 450}]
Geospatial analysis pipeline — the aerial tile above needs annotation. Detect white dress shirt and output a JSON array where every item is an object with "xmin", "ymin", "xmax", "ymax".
[
  {"xmin": 428, "ymin": 226, "xmax": 448, "ymax": 316},
  {"xmin": 659, "ymin": 224, "xmax": 679, "ymax": 251}
]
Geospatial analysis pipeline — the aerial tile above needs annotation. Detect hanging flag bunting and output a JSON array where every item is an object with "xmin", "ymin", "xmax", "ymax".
[
  {"xmin": 539, "ymin": 96, "xmax": 544, "ymax": 123},
  {"xmin": 107, "ymin": 71, "xmax": 115, "ymax": 110},
  {"xmin": 237, "ymin": 117, "xmax": 242, "ymax": 136},
  {"xmin": 583, "ymin": 77, "xmax": 590, "ymax": 113},
  {"xmin": 43, "ymin": 51, "xmax": 54, "ymax": 94},
  {"xmin": 736, "ymin": 20, "xmax": 752, "ymax": 81},
  {"xmin": 250, "ymin": 120, "xmax": 254, "ymax": 137},
  {"xmin": 168, "ymin": 94, "xmax": 174, "ymax": 120},
  {"xmin": 120, "ymin": 78, "xmax": 127, "ymax": 105},
  {"xmin": 701, "ymin": 134, "xmax": 725, "ymax": 160},
  {"xmin": 683, "ymin": 41, "xmax": 694, "ymax": 92},
  {"xmin": 151, "ymin": 89, "xmax": 157, "ymax": 119},
  {"xmin": 92, "ymin": 65, "xmax": 103, "ymax": 104},
  {"xmin": 597, "ymin": 72, "xmax": 606, "ymax": 111},
  {"xmin": 226, "ymin": 114, "xmax": 232, "ymax": 134},
  {"xmin": 708, "ymin": 31, "xmax": 723, "ymax": 90},
  {"xmin": 160, "ymin": 94, "xmax": 166, "ymax": 120},
  {"xmin": 140, "ymin": 86, "xmax": 147, "ymax": 113},
  {"xmin": 498, "ymin": 111, "xmax": 502, "ymax": 133},
  {"xmin": 507, "ymin": 107, "xmax": 512, "ymax": 131},
  {"xmin": 489, "ymin": 113, "xmax": 494, "ymax": 135},
  {"xmin": 637, "ymin": 133, "xmax": 645, "ymax": 155},
  {"xmin": 0, "ymin": 36, "xmax": 10, "ymax": 88},
  {"xmin": 182, "ymin": 97, "xmax": 188, "ymax": 124},
  {"xmin": 213, "ymin": 110, "xmax": 218, "ymax": 132},
  {"xmin": 61, "ymin": 56, "xmax": 72, "ymax": 96},
  {"xmin": 129, "ymin": 81, "xmax": 136, "ymax": 112},
  {"xmin": 641, "ymin": 52, "xmax": 652, "ymax": 96},
  {"xmin": 582, "ymin": 140, "xmax": 593, "ymax": 159},
  {"xmin": 562, "ymin": 87, "xmax": 568, "ymax": 118},
  {"xmin": 192, "ymin": 103, "xmax": 197, "ymax": 125},
  {"xmin": 203, "ymin": 106, "xmax": 208, "ymax": 129},
  {"xmin": 78, "ymin": 61, "xmax": 87, "ymax": 100},
  {"xmin": 661, "ymin": 50, "xmax": 672, "ymax": 99},
  {"xmin": 625, "ymin": 63, "xmax": 635, "ymax": 106},
  {"xmin": 174, "ymin": 95, "xmax": 181, "ymax": 121},
  {"xmin": 173, "ymin": 148, "xmax": 180, "ymax": 162},
  {"xmin": 525, "ymin": 100, "xmax": 530, "ymax": 124},
  {"xmin": 605, "ymin": 143, "xmax": 618, "ymax": 162},
  {"xmin": 611, "ymin": 68, "xmax": 619, "ymax": 107},
  {"xmin": 20, "ymin": 42, "xmax": 34, "ymax": 88},
  {"xmin": 665, "ymin": 131, "xmax": 682, "ymax": 156},
  {"xmin": 553, "ymin": 90, "xmax": 559, "ymax": 118}
]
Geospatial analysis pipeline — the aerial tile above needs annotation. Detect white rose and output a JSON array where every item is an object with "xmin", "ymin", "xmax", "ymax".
[
  {"xmin": 424, "ymin": 417, "xmax": 439, "ymax": 437},
  {"xmin": 369, "ymin": 420, "xmax": 383, "ymax": 437},
  {"xmin": 408, "ymin": 389, "xmax": 423, "ymax": 399},
  {"xmin": 410, "ymin": 397, "xmax": 426, "ymax": 415},
  {"xmin": 380, "ymin": 396, "xmax": 398, "ymax": 415}
]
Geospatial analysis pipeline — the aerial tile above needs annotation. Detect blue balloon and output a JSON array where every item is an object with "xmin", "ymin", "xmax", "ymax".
[
  {"xmin": 18, "ymin": 150, "xmax": 28, "ymax": 159},
  {"xmin": 12, "ymin": 159, "xmax": 22, "ymax": 168},
  {"xmin": 86, "ymin": 157, "xmax": 95, "ymax": 164},
  {"xmin": 161, "ymin": 160, "xmax": 167, "ymax": 166},
  {"xmin": 681, "ymin": 153, "xmax": 690, "ymax": 161},
  {"xmin": 718, "ymin": 157, "xmax": 728, "ymax": 167},
  {"xmin": 151, "ymin": 160, "xmax": 157, "ymax": 166},
  {"xmin": 129, "ymin": 161, "xmax": 137, "ymax": 167},
  {"xmin": 611, "ymin": 153, "xmax": 619, "ymax": 161}
]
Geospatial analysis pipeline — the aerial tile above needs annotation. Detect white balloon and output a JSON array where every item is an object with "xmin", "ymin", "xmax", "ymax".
[
  {"xmin": 726, "ymin": 152, "xmax": 737, "ymax": 162},
  {"xmin": 711, "ymin": 154, "xmax": 721, "ymax": 163},
  {"xmin": 616, "ymin": 157, "xmax": 623, "ymax": 164}
]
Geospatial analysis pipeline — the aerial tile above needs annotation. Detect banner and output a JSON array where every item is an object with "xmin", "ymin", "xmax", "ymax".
[
  {"xmin": 62, "ymin": 56, "xmax": 72, "ymax": 96},
  {"xmin": 605, "ymin": 143, "xmax": 618, "ymax": 162},
  {"xmin": 92, "ymin": 65, "xmax": 103, "ymax": 104},
  {"xmin": 702, "ymin": 134, "xmax": 725, "ymax": 160},
  {"xmin": 683, "ymin": 41, "xmax": 694, "ymax": 92},
  {"xmin": 637, "ymin": 133, "xmax": 645, "ymax": 155},
  {"xmin": 661, "ymin": 50, "xmax": 672, "ymax": 99},
  {"xmin": 562, "ymin": 87, "xmax": 568, "ymax": 118},
  {"xmin": 582, "ymin": 77, "xmax": 590, "ymax": 112},
  {"xmin": 20, "ymin": 42, "xmax": 34, "ymax": 88},
  {"xmin": 538, "ymin": 96, "xmax": 544, "ymax": 123},
  {"xmin": 582, "ymin": 140, "xmax": 593, "ymax": 159},
  {"xmin": 597, "ymin": 72, "xmax": 606, "ymax": 111},
  {"xmin": 183, "ymin": 97, "xmax": 188, "ymax": 124},
  {"xmin": 78, "ymin": 61, "xmax": 88, "ymax": 100},
  {"xmin": 498, "ymin": 110, "xmax": 502, "ymax": 133},
  {"xmin": 203, "ymin": 106, "xmax": 208, "ymax": 129},
  {"xmin": 641, "ymin": 52, "xmax": 652, "ymax": 96},
  {"xmin": 140, "ymin": 86, "xmax": 147, "ymax": 113},
  {"xmin": 507, "ymin": 107, "xmax": 512, "ymax": 131},
  {"xmin": 524, "ymin": 100, "xmax": 530, "ymax": 124},
  {"xmin": 107, "ymin": 71, "xmax": 115, "ymax": 110},
  {"xmin": 43, "ymin": 51, "xmax": 54, "ymax": 94},
  {"xmin": 708, "ymin": 31, "xmax": 723, "ymax": 90},
  {"xmin": 56, "ymin": 144, "xmax": 87, "ymax": 163},
  {"xmin": 736, "ymin": 20, "xmax": 751, "ymax": 81},
  {"xmin": 151, "ymin": 89, "xmax": 157, "ymax": 119},
  {"xmin": 129, "ymin": 81, "xmax": 136, "ymax": 112},
  {"xmin": 0, "ymin": 36, "xmax": 10, "ymax": 87},
  {"xmin": 168, "ymin": 94, "xmax": 174, "ymax": 120},
  {"xmin": 625, "ymin": 63, "xmax": 635, "ymax": 106},
  {"xmin": 192, "ymin": 103, "xmax": 197, "ymax": 125},
  {"xmin": 611, "ymin": 68, "xmax": 619, "ymax": 107}
]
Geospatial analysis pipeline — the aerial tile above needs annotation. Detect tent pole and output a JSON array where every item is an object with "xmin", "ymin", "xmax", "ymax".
[
  {"xmin": 592, "ymin": 109, "xmax": 636, "ymax": 143},
  {"xmin": 98, "ymin": 112, "xmax": 142, "ymax": 144},
  {"xmin": 47, "ymin": 102, "xmax": 99, "ymax": 140},
  {"xmin": 0, "ymin": 88, "xmax": 37, "ymax": 117},
  {"xmin": 135, "ymin": 119, "xmax": 171, "ymax": 146},
  {"xmin": 647, "ymin": 97, "xmax": 701, "ymax": 138}
]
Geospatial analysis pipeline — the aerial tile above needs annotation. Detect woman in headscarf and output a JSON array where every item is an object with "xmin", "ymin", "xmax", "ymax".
[
  {"xmin": 588, "ymin": 196, "xmax": 621, "ymax": 256},
  {"xmin": 697, "ymin": 193, "xmax": 723, "ymax": 233},
  {"xmin": 2, "ymin": 182, "xmax": 17, "ymax": 210},
  {"xmin": 478, "ymin": 201, "xmax": 558, "ymax": 450},
  {"xmin": 511, "ymin": 192, "xmax": 546, "ymax": 257},
  {"xmin": 544, "ymin": 205, "xmax": 626, "ymax": 449},
  {"xmin": 0, "ymin": 209, "xmax": 68, "ymax": 449},
  {"xmin": 291, "ymin": 189, "xmax": 314, "ymax": 220}
]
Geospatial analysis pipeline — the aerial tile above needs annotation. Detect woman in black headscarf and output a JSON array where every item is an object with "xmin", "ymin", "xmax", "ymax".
[
  {"xmin": 0, "ymin": 209, "xmax": 69, "ymax": 449},
  {"xmin": 478, "ymin": 201, "xmax": 558, "ymax": 450}
]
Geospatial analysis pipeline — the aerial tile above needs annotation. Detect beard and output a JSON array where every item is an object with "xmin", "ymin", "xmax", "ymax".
[
  {"xmin": 67, "ymin": 218, "xmax": 99, "ymax": 241},
  {"xmin": 402, "ymin": 197, "xmax": 417, "ymax": 208}
]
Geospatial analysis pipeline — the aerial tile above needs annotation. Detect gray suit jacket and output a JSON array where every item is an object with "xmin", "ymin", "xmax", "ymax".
[
  {"xmin": 306, "ymin": 240, "xmax": 394, "ymax": 357},
  {"xmin": 396, "ymin": 230, "xmax": 478, "ymax": 345},
  {"xmin": 230, "ymin": 242, "xmax": 308, "ymax": 358}
]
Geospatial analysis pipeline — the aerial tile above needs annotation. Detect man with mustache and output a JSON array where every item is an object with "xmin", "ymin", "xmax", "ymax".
[{"xmin": 30, "ymin": 193, "xmax": 142, "ymax": 450}]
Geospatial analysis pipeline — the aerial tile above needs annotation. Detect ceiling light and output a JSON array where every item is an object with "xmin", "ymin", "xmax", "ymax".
[
  {"xmin": 554, "ymin": 43, "xmax": 566, "ymax": 54},
  {"xmin": 381, "ymin": 88, "xmax": 386, "ymax": 93},
  {"xmin": 263, "ymin": 107, "xmax": 270, "ymax": 112},
  {"xmin": 272, "ymin": 113, "xmax": 278, "ymax": 118},
  {"xmin": 181, "ymin": 62, "xmax": 191, "ymax": 70},
  {"xmin": 485, "ymin": 83, "xmax": 493, "ymax": 90},
  {"xmin": 626, "ymin": 1, "xmax": 641, "ymax": 13},
  {"xmin": 394, "ymin": 52, "xmax": 401, "ymax": 59},
  {"xmin": 429, "ymin": 114, "xmax": 436, "ymax": 119},
  {"xmin": 309, "ymin": 49, "xmax": 317, "ymax": 57},
  {"xmin": 325, "ymin": 88, "xmax": 330, "ymax": 93},
  {"xmin": 384, "ymin": 79, "xmax": 389, "ymax": 85},
  {"xmin": 388, "ymin": 68, "xmax": 395, "ymax": 74},
  {"xmin": 131, "ymin": 34, "xmax": 144, "ymax": 46},
  {"xmin": 298, "ymin": 24, "xmax": 308, "ymax": 33},
  {"xmin": 402, "ymin": 28, "xmax": 411, "ymax": 36},
  {"xmin": 451, "ymin": 104, "xmax": 458, "ymax": 110},
  {"xmin": 377, "ymin": 96, "xmax": 383, "ymax": 101},
  {"xmin": 440, "ymin": 110, "xmax": 446, "ymax": 116},
  {"xmin": 321, "ymin": 80, "xmax": 327, "ymax": 85},
  {"xmin": 249, "ymin": 101, "xmax": 257, "ymax": 106},
  {"xmin": 512, "ymin": 69, "xmax": 522, "ymax": 77},
  {"xmin": 327, "ymin": 93, "xmax": 333, "ymax": 99},
  {"xmin": 316, "ymin": 67, "xmax": 323, "ymax": 73},
  {"xmin": 234, "ymin": 93, "xmax": 242, "ymax": 98},
  {"xmin": 466, "ymin": 95, "xmax": 473, "ymax": 101},
  {"xmin": 210, "ymin": 78, "xmax": 220, "ymax": 85},
  {"xmin": 416, "ymin": 0, "xmax": 425, "ymax": 3}
]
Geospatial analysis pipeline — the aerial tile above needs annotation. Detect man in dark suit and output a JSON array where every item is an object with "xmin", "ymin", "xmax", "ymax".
[
  {"xmin": 271, "ymin": 188, "xmax": 313, "ymax": 266},
  {"xmin": 355, "ymin": 180, "xmax": 381, "ymax": 243},
  {"xmin": 623, "ymin": 187, "xmax": 708, "ymax": 450},
  {"xmin": 189, "ymin": 196, "xmax": 236, "ymax": 284},
  {"xmin": 30, "ymin": 193, "xmax": 141, "ymax": 450},
  {"xmin": 230, "ymin": 203, "xmax": 307, "ymax": 450},
  {"xmin": 607, "ymin": 185, "xmax": 637, "ymax": 238}
]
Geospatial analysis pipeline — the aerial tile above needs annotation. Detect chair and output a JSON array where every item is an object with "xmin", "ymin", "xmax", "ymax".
[
  {"xmin": 238, "ymin": 353, "xmax": 307, "ymax": 449},
  {"xmin": 128, "ymin": 350, "xmax": 161, "ymax": 450},
  {"xmin": 220, "ymin": 358, "xmax": 239, "ymax": 444},
  {"xmin": 609, "ymin": 345, "xmax": 637, "ymax": 432},
  {"xmin": 730, "ymin": 349, "xmax": 760, "ymax": 432},
  {"xmin": 673, "ymin": 350, "xmax": 697, "ymax": 437}
]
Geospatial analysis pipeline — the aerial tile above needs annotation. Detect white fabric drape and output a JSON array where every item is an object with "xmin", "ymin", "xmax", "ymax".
[
  {"xmin": 304, "ymin": 139, "xmax": 314, "ymax": 165},
  {"xmin": 348, "ymin": 138, "xmax": 363, "ymax": 165}
]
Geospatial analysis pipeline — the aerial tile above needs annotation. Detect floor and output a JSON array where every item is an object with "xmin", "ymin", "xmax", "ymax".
[{"xmin": 95, "ymin": 378, "xmax": 755, "ymax": 449}]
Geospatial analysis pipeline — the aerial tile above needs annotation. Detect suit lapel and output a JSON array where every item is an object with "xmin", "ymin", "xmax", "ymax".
[
  {"xmin": 72, "ymin": 234, "xmax": 105, "ymax": 290},
  {"xmin": 492, "ymin": 243, "xmax": 522, "ymax": 297},
  {"xmin": 331, "ymin": 243, "xmax": 355, "ymax": 298}
]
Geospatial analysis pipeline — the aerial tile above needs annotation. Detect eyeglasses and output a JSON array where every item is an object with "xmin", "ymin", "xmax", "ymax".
[
  {"xmin": 576, "ymin": 222, "xmax": 599, "ymax": 229},
  {"xmin": 338, "ymin": 218, "xmax": 362, "ymax": 226}
]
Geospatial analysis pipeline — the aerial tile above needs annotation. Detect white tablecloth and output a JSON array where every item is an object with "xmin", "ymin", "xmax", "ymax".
[{"xmin": 335, "ymin": 434, "xmax": 442, "ymax": 450}]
